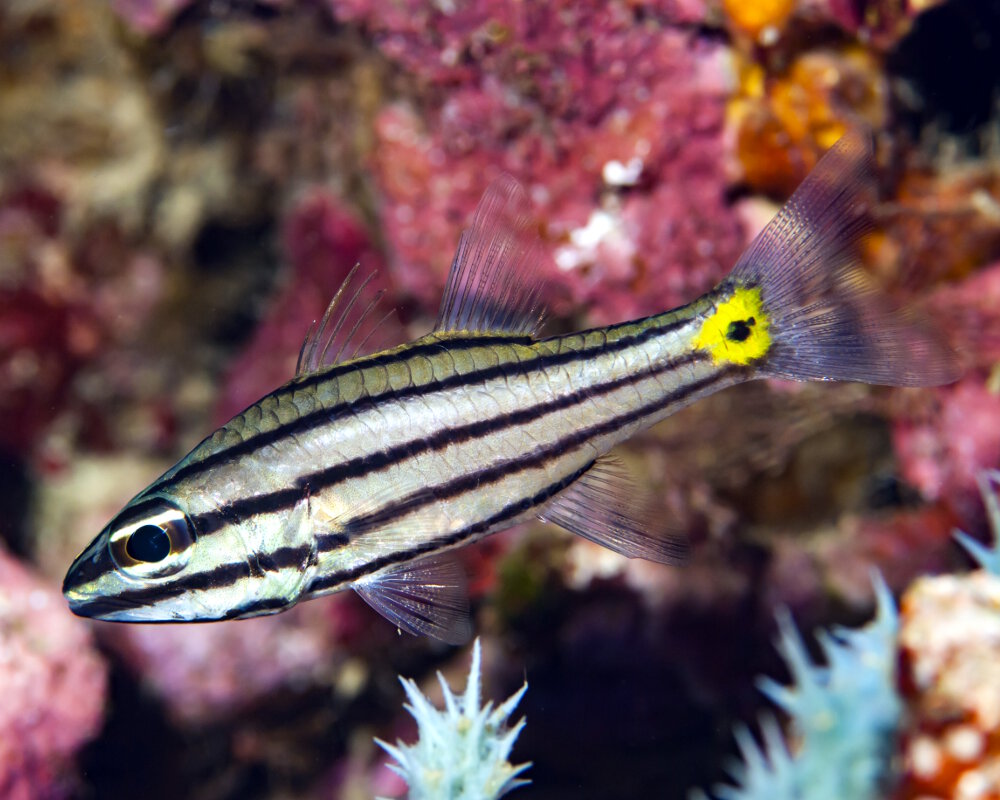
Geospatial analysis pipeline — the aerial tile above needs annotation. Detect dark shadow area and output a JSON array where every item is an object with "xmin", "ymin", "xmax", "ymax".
[{"xmin": 889, "ymin": 0, "xmax": 1000, "ymax": 144}]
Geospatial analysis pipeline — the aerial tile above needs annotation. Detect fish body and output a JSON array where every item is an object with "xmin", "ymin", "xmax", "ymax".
[{"xmin": 63, "ymin": 133, "xmax": 959, "ymax": 642}]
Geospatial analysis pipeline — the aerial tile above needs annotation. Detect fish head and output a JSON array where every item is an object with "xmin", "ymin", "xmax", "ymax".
[
  {"xmin": 63, "ymin": 490, "xmax": 308, "ymax": 623},
  {"xmin": 62, "ymin": 494, "xmax": 215, "ymax": 622}
]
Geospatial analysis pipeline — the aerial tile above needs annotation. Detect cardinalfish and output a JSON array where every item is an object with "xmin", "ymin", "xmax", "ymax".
[{"xmin": 63, "ymin": 132, "xmax": 959, "ymax": 642}]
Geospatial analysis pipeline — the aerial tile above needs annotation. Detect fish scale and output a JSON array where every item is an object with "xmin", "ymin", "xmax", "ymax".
[{"xmin": 64, "ymin": 133, "xmax": 961, "ymax": 643}]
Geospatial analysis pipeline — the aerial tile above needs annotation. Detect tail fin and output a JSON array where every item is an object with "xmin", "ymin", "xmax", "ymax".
[{"xmin": 731, "ymin": 130, "xmax": 960, "ymax": 387}]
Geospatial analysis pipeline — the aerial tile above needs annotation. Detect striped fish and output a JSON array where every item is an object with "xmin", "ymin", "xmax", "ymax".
[{"xmin": 63, "ymin": 132, "xmax": 958, "ymax": 643}]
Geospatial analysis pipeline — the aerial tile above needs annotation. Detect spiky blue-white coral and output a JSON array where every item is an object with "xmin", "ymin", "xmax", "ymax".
[
  {"xmin": 955, "ymin": 469, "xmax": 1000, "ymax": 575},
  {"xmin": 376, "ymin": 639, "xmax": 530, "ymax": 800},
  {"xmin": 694, "ymin": 575, "xmax": 902, "ymax": 800}
]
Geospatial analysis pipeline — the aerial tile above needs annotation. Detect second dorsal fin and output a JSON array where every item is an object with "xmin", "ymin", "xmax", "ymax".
[
  {"xmin": 296, "ymin": 264, "xmax": 395, "ymax": 377},
  {"xmin": 434, "ymin": 174, "xmax": 547, "ymax": 337}
]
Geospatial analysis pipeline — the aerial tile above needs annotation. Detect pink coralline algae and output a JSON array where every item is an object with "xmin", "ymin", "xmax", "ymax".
[
  {"xmin": 892, "ymin": 263, "xmax": 1000, "ymax": 519},
  {"xmin": 0, "ymin": 188, "xmax": 95, "ymax": 455},
  {"xmin": 111, "ymin": 0, "xmax": 196, "ymax": 36},
  {"xmin": 922, "ymin": 261, "xmax": 1000, "ymax": 371},
  {"xmin": 893, "ymin": 379, "xmax": 1000, "ymax": 518},
  {"xmin": 0, "ymin": 185, "xmax": 164, "ymax": 457},
  {"xmin": 331, "ymin": 0, "xmax": 745, "ymax": 326},
  {"xmin": 0, "ymin": 547, "xmax": 107, "ymax": 799}
]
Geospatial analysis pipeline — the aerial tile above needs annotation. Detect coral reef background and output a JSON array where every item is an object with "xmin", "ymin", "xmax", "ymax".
[{"xmin": 0, "ymin": 0, "xmax": 998, "ymax": 797}]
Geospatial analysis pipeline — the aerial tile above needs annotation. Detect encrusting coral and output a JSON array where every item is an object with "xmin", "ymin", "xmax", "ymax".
[
  {"xmin": 332, "ymin": 0, "xmax": 746, "ymax": 325},
  {"xmin": 895, "ymin": 571, "xmax": 1000, "ymax": 799},
  {"xmin": 893, "ymin": 470, "xmax": 1000, "ymax": 800}
]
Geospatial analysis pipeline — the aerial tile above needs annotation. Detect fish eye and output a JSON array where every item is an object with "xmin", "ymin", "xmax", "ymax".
[
  {"xmin": 125, "ymin": 525, "xmax": 171, "ymax": 563},
  {"xmin": 108, "ymin": 500, "xmax": 195, "ymax": 579}
]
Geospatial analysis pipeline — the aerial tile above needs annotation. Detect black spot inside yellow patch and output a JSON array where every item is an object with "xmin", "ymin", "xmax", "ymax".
[
  {"xmin": 692, "ymin": 286, "xmax": 771, "ymax": 365},
  {"xmin": 726, "ymin": 317, "xmax": 756, "ymax": 343}
]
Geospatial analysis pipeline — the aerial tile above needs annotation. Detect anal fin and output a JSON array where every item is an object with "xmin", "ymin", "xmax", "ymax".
[
  {"xmin": 538, "ymin": 455, "xmax": 688, "ymax": 565},
  {"xmin": 353, "ymin": 554, "xmax": 472, "ymax": 645}
]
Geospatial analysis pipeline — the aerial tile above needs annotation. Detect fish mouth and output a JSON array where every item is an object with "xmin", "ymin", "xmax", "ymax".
[
  {"xmin": 64, "ymin": 590, "xmax": 139, "ymax": 620},
  {"xmin": 63, "ymin": 585, "xmax": 188, "ymax": 622},
  {"xmin": 63, "ymin": 554, "xmax": 138, "ymax": 619},
  {"xmin": 62, "ymin": 540, "xmax": 168, "ymax": 621},
  {"xmin": 62, "ymin": 536, "xmax": 107, "ymax": 591}
]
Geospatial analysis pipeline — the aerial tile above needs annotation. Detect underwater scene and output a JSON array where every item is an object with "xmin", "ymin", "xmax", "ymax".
[{"xmin": 2, "ymin": 0, "xmax": 1000, "ymax": 798}]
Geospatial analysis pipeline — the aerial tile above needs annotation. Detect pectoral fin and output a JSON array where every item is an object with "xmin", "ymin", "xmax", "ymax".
[{"xmin": 538, "ymin": 455, "xmax": 688, "ymax": 565}]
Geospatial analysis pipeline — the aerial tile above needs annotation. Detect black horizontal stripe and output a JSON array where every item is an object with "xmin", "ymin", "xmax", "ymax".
[
  {"xmin": 155, "ymin": 310, "xmax": 703, "ymax": 493},
  {"xmin": 311, "ymin": 367, "xmax": 734, "ymax": 554},
  {"xmin": 304, "ymin": 367, "xmax": 741, "ymax": 596},
  {"xmin": 112, "ymin": 496, "xmax": 174, "ymax": 527},
  {"xmin": 253, "ymin": 543, "xmax": 315, "ymax": 574},
  {"xmin": 305, "ymin": 461, "xmax": 597, "ymax": 595},
  {"xmin": 293, "ymin": 332, "xmax": 531, "ymax": 392},
  {"xmin": 68, "ymin": 593, "xmax": 152, "ymax": 619},
  {"xmin": 67, "ymin": 560, "xmax": 251, "ymax": 616},
  {"xmin": 91, "ymin": 463, "xmax": 597, "ymax": 619},
  {"xmin": 188, "ymin": 350, "xmax": 707, "ymax": 537},
  {"xmin": 69, "ymin": 542, "xmax": 317, "ymax": 617},
  {"xmin": 85, "ymin": 366, "xmax": 739, "ymax": 616},
  {"xmin": 221, "ymin": 596, "xmax": 291, "ymax": 620},
  {"xmin": 63, "ymin": 539, "xmax": 109, "ymax": 596},
  {"xmin": 156, "ymin": 334, "xmax": 528, "ymax": 490}
]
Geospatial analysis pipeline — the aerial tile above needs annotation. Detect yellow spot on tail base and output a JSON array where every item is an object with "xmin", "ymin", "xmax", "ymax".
[{"xmin": 693, "ymin": 286, "xmax": 772, "ymax": 365}]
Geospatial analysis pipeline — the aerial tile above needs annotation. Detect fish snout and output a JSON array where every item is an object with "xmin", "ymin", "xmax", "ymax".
[{"xmin": 62, "ymin": 537, "xmax": 128, "ymax": 619}]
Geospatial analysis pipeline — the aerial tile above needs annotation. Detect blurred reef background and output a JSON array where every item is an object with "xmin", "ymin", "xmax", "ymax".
[{"xmin": 1, "ymin": 0, "xmax": 1000, "ymax": 797}]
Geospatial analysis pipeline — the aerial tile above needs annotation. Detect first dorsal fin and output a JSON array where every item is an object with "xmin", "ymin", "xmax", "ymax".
[
  {"xmin": 538, "ymin": 455, "xmax": 688, "ymax": 565},
  {"xmin": 434, "ymin": 174, "xmax": 547, "ymax": 336},
  {"xmin": 296, "ymin": 264, "xmax": 396, "ymax": 377}
]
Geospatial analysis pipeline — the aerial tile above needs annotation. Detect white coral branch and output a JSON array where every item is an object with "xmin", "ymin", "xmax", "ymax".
[
  {"xmin": 956, "ymin": 469, "xmax": 1000, "ymax": 574},
  {"xmin": 376, "ymin": 639, "xmax": 530, "ymax": 800},
  {"xmin": 695, "ymin": 573, "xmax": 901, "ymax": 800}
]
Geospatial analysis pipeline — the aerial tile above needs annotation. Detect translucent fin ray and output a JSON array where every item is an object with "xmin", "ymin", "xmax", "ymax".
[
  {"xmin": 732, "ymin": 130, "xmax": 960, "ymax": 387},
  {"xmin": 434, "ymin": 174, "xmax": 547, "ymax": 336},
  {"xmin": 296, "ymin": 264, "xmax": 395, "ymax": 377},
  {"xmin": 353, "ymin": 554, "xmax": 472, "ymax": 644},
  {"xmin": 538, "ymin": 455, "xmax": 688, "ymax": 565}
]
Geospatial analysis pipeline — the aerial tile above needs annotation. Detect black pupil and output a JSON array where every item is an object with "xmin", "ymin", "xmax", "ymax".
[
  {"xmin": 726, "ymin": 317, "xmax": 755, "ymax": 342},
  {"xmin": 126, "ymin": 525, "xmax": 171, "ymax": 563}
]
